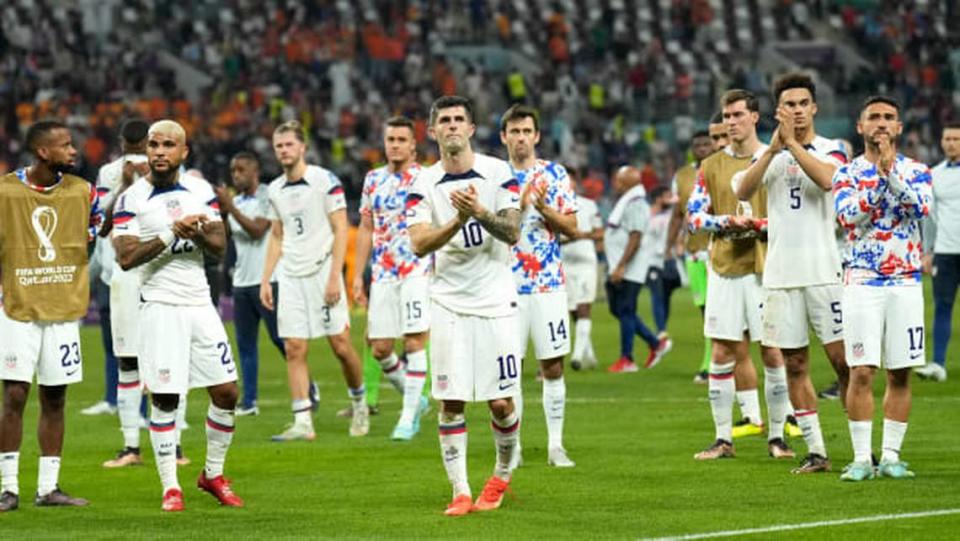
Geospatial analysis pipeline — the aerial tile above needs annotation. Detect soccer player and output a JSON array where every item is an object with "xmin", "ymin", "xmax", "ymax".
[
  {"xmin": 666, "ymin": 130, "xmax": 716, "ymax": 383},
  {"xmin": 834, "ymin": 96, "xmax": 932, "ymax": 481},
  {"xmin": 97, "ymin": 121, "xmax": 190, "ymax": 469},
  {"xmin": 260, "ymin": 121, "xmax": 367, "ymax": 439},
  {"xmin": 562, "ymin": 168, "xmax": 603, "ymax": 371},
  {"xmin": 406, "ymin": 95, "xmax": 522, "ymax": 516},
  {"xmin": 735, "ymin": 73, "xmax": 851, "ymax": 473},
  {"xmin": 605, "ymin": 166, "xmax": 672, "ymax": 373},
  {"xmin": 917, "ymin": 122, "xmax": 960, "ymax": 382},
  {"xmin": 687, "ymin": 89, "xmax": 793, "ymax": 460},
  {"xmin": 643, "ymin": 185, "xmax": 681, "ymax": 356},
  {"xmin": 500, "ymin": 105, "xmax": 579, "ymax": 467},
  {"xmin": 352, "ymin": 116, "xmax": 431, "ymax": 441},
  {"xmin": 0, "ymin": 121, "xmax": 100, "ymax": 511},
  {"xmin": 215, "ymin": 152, "xmax": 286, "ymax": 416},
  {"xmin": 709, "ymin": 113, "xmax": 730, "ymax": 151},
  {"xmin": 82, "ymin": 120, "xmax": 151, "ymax": 417},
  {"xmin": 113, "ymin": 120, "xmax": 242, "ymax": 511}
]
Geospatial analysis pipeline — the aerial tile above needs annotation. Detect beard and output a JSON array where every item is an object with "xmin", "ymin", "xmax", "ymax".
[{"xmin": 150, "ymin": 164, "xmax": 180, "ymax": 187}]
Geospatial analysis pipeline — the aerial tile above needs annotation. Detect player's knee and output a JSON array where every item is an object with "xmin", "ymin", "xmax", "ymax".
[
  {"xmin": 487, "ymin": 398, "xmax": 512, "ymax": 419},
  {"xmin": 330, "ymin": 335, "xmax": 355, "ymax": 360},
  {"xmin": 210, "ymin": 383, "xmax": 239, "ymax": 410},
  {"xmin": 118, "ymin": 356, "xmax": 138, "ymax": 372},
  {"xmin": 284, "ymin": 340, "xmax": 307, "ymax": 361},
  {"xmin": 39, "ymin": 385, "xmax": 67, "ymax": 410},
  {"xmin": 439, "ymin": 402, "xmax": 465, "ymax": 420},
  {"xmin": 887, "ymin": 369, "xmax": 911, "ymax": 389},
  {"xmin": 541, "ymin": 359, "xmax": 564, "ymax": 379},
  {"xmin": 849, "ymin": 366, "xmax": 874, "ymax": 387},
  {"xmin": 151, "ymin": 393, "xmax": 180, "ymax": 412},
  {"xmin": 370, "ymin": 341, "xmax": 394, "ymax": 360},
  {"xmin": 783, "ymin": 351, "xmax": 807, "ymax": 378},
  {"xmin": 403, "ymin": 333, "xmax": 427, "ymax": 353},
  {"xmin": 3, "ymin": 382, "xmax": 30, "ymax": 412}
]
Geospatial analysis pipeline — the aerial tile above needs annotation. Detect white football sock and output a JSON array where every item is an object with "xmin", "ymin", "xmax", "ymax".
[
  {"xmin": 378, "ymin": 352, "xmax": 405, "ymax": 393},
  {"xmin": 849, "ymin": 420, "xmax": 873, "ymax": 464},
  {"xmin": 737, "ymin": 389, "xmax": 762, "ymax": 426},
  {"xmin": 349, "ymin": 386, "xmax": 366, "ymax": 408},
  {"xmin": 0, "ymin": 452, "xmax": 18, "ymax": 495},
  {"xmin": 117, "ymin": 369, "xmax": 141, "ymax": 449},
  {"xmin": 292, "ymin": 399, "xmax": 312, "ymax": 427},
  {"xmin": 175, "ymin": 394, "xmax": 187, "ymax": 446},
  {"xmin": 881, "ymin": 418, "xmax": 908, "ymax": 463},
  {"xmin": 795, "ymin": 409, "xmax": 827, "ymax": 457},
  {"xmin": 710, "ymin": 362, "xmax": 736, "ymax": 442},
  {"xmin": 764, "ymin": 366, "xmax": 788, "ymax": 441},
  {"xmin": 398, "ymin": 349, "xmax": 427, "ymax": 426},
  {"xmin": 491, "ymin": 411, "xmax": 520, "ymax": 480},
  {"xmin": 204, "ymin": 404, "xmax": 235, "ymax": 478},
  {"xmin": 37, "ymin": 456, "xmax": 60, "ymax": 497},
  {"xmin": 438, "ymin": 413, "xmax": 470, "ymax": 498},
  {"xmin": 542, "ymin": 376, "xmax": 566, "ymax": 450},
  {"xmin": 149, "ymin": 408, "xmax": 180, "ymax": 493}
]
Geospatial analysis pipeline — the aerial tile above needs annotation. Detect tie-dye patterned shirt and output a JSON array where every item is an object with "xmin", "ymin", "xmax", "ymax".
[
  {"xmin": 833, "ymin": 154, "xmax": 932, "ymax": 286},
  {"xmin": 510, "ymin": 160, "xmax": 578, "ymax": 294},
  {"xmin": 360, "ymin": 163, "xmax": 430, "ymax": 283}
]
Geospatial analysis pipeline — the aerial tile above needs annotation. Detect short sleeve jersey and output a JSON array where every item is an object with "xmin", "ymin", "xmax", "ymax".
[
  {"xmin": 112, "ymin": 174, "xmax": 221, "ymax": 306},
  {"xmin": 758, "ymin": 135, "xmax": 846, "ymax": 288},
  {"xmin": 266, "ymin": 165, "xmax": 346, "ymax": 278},
  {"xmin": 405, "ymin": 153, "xmax": 520, "ymax": 317},
  {"xmin": 510, "ymin": 160, "xmax": 577, "ymax": 294},
  {"xmin": 359, "ymin": 163, "xmax": 430, "ymax": 283},
  {"xmin": 229, "ymin": 184, "xmax": 273, "ymax": 287},
  {"xmin": 563, "ymin": 196, "xmax": 601, "ymax": 267},
  {"xmin": 604, "ymin": 191, "xmax": 651, "ymax": 282}
]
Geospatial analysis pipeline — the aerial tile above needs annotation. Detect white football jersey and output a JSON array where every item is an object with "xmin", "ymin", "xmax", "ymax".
[
  {"xmin": 563, "ymin": 196, "xmax": 601, "ymax": 266},
  {"xmin": 96, "ymin": 156, "xmax": 147, "ymax": 285},
  {"xmin": 759, "ymin": 135, "xmax": 846, "ymax": 288},
  {"xmin": 406, "ymin": 153, "xmax": 520, "ymax": 318},
  {"xmin": 266, "ymin": 165, "xmax": 347, "ymax": 278},
  {"xmin": 112, "ymin": 174, "xmax": 221, "ymax": 306},
  {"xmin": 230, "ymin": 185, "xmax": 273, "ymax": 287}
]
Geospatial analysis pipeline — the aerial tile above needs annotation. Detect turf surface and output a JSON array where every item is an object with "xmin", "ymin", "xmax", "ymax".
[{"xmin": 3, "ymin": 287, "xmax": 959, "ymax": 539}]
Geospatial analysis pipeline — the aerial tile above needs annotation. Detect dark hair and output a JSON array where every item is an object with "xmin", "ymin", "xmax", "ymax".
[
  {"xmin": 721, "ymin": 89, "xmax": 760, "ymax": 113},
  {"xmin": 120, "ymin": 119, "xmax": 149, "ymax": 144},
  {"xmin": 385, "ymin": 115, "xmax": 415, "ymax": 132},
  {"xmin": 563, "ymin": 164, "xmax": 579, "ymax": 181},
  {"xmin": 861, "ymin": 95, "xmax": 901, "ymax": 116},
  {"xmin": 429, "ymin": 95, "xmax": 475, "ymax": 126},
  {"xmin": 691, "ymin": 130, "xmax": 710, "ymax": 141},
  {"xmin": 274, "ymin": 120, "xmax": 306, "ymax": 142},
  {"xmin": 231, "ymin": 151, "xmax": 260, "ymax": 167},
  {"xmin": 710, "ymin": 112, "xmax": 723, "ymax": 124},
  {"xmin": 499, "ymin": 104, "xmax": 540, "ymax": 133},
  {"xmin": 25, "ymin": 120, "xmax": 68, "ymax": 154},
  {"xmin": 649, "ymin": 186, "xmax": 670, "ymax": 202},
  {"xmin": 942, "ymin": 120, "xmax": 960, "ymax": 131},
  {"xmin": 773, "ymin": 72, "xmax": 816, "ymax": 103}
]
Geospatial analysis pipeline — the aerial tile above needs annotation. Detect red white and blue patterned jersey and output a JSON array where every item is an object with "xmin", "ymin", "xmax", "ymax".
[
  {"xmin": 833, "ymin": 154, "xmax": 932, "ymax": 286},
  {"xmin": 510, "ymin": 160, "xmax": 577, "ymax": 294},
  {"xmin": 360, "ymin": 163, "xmax": 430, "ymax": 283}
]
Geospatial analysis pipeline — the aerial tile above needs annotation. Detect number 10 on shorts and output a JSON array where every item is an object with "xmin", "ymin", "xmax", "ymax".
[{"xmin": 497, "ymin": 354, "xmax": 518, "ymax": 380}]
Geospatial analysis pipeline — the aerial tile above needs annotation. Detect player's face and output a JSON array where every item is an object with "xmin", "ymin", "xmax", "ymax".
[
  {"xmin": 501, "ymin": 116, "xmax": 540, "ymax": 163},
  {"xmin": 722, "ymin": 100, "xmax": 758, "ymax": 144},
  {"xmin": 857, "ymin": 103, "xmax": 902, "ymax": 148},
  {"xmin": 709, "ymin": 123, "xmax": 729, "ymax": 151},
  {"xmin": 230, "ymin": 158, "xmax": 258, "ymax": 192},
  {"xmin": 38, "ymin": 128, "xmax": 78, "ymax": 172},
  {"xmin": 429, "ymin": 106, "xmax": 475, "ymax": 154},
  {"xmin": 941, "ymin": 128, "xmax": 960, "ymax": 161},
  {"xmin": 691, "ymin": 135, "xmax": 713, "ymax": 161},
  {"xmin": 383, "ymin": 126, "xmax": 416, "ymax": 165},
  {"xmin": 778, "ymin": 88, "xmax": 817, "ymax": 130},
  {"xmin": 146, "ymin": 132, "xmax": 188, "ymax": 175},
  {"xmin": 273, "ymin": 132, "xmax": 306, "ymax": 169}
]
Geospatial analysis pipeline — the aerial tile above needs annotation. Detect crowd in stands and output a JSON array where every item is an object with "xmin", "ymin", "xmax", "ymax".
[{"xmin": 1, "ymin": 0, "xmax": 956, "ymax": 213}]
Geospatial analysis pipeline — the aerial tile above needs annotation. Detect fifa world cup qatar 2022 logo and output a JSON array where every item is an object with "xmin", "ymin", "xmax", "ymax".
[{"xmin": 31, "ymin": 206, "xmax": 59, "ymax": 262}]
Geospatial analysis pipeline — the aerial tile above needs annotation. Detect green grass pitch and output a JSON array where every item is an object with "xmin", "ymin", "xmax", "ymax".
[{"xmin": 3, "ymin": 286, "xmax": 960, "ymax": 539}]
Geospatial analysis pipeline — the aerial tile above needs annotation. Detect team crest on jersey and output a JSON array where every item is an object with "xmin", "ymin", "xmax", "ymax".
[
  {"xmin": 3, "ymin": 353, "xmax": 16, "ymax": 369},
  {"xmin": 165, "ymin": 199, "xmax": 184, "ymax": 220}
]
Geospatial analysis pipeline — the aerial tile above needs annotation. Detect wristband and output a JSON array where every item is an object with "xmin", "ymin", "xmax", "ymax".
[{"xmin": 158, "ymin": 229, "xmax": 176, "ymax": 247}]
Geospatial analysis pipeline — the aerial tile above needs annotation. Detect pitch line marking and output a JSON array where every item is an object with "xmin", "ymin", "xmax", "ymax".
[{"xmin": 641, "ymin": 508, "xmax": 960, "ymax": 540}]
